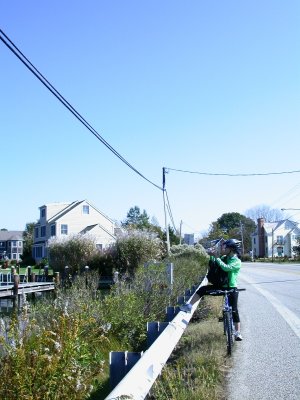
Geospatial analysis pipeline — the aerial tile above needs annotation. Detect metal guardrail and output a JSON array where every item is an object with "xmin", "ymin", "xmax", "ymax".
[{"xmin": 105, "ymin": 276, "xmax": 207, "ymax": 400}]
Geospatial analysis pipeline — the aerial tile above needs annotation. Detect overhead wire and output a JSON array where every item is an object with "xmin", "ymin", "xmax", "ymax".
[
  {"xmin": 165, "ymin": 190, "xmax": 177, "ymax": 232},
  {"xmin": 0, "ymin": 28, "xmax": 163, "ymax": 191},
  {"xmin": 165, "ymin": 167, "xmax": 300, "ymax": 177}
]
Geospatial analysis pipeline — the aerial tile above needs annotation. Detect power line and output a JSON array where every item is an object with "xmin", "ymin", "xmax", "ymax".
[
  {"xmin": 0, "ymin": 28, "xmax": 163, "ymax": 191},
  {"xmin": 165, "ymin": 167, "xmax": 300, "ymax": 177},
  {"xmin": 165, "ymin": 190, "xmax": 177, "ymax": 232}
]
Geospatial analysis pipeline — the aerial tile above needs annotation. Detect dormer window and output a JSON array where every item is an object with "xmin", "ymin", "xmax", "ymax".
[
  {"xmin": 83, "ymin": 205, "xmax": 89, "ymax": 215},
  {"xmin": 41, "ymin": 208, "xmax": 46, "ymax": 218}
]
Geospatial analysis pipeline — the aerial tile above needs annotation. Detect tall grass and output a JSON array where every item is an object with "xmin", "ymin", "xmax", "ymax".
[{"xmin": 0, "ymin": 249, "xmax": 210, "ymax": 399}]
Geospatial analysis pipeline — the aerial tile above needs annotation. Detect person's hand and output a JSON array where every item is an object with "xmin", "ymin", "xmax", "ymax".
[{"xmin": 207, "ymin": 247, "xmax": 219, "ymax": 257}]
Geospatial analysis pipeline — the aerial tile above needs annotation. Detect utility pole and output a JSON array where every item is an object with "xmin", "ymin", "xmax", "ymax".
[
  {"xmin": 240, "ymin": 221, "xmax": 245, "ymax": 255},
  {"xmin": 179, "ymin": 220, "xmax": 183, "ymax": 245},
  {"xmin": 162, "ymin": 167, "xmax": 170, "ymax": 254},
  {"xmin": 272, "ymin": 228, "xmax": 274, "ymax": 262}
]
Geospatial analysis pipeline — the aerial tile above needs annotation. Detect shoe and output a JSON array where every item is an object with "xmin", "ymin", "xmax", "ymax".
[
  {"xmin": 235, "ymin": 331, "xmax": 243, "ymax": 341},
  {"xmin": 180, "ymin": 303, "xmax": 193, "ymax": 313}
]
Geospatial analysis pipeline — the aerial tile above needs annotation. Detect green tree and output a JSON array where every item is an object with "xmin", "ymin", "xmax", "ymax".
[
  {"xmin": 21, "ymin": 222, "xmax": 36, "ymax": 265},
  {"xmin": 200, "ymin": 212, "xmax": 255, "ymax": 254},
  {"xmin": 122, "ymin": 206, "xmax": 151, "ymax": 229}
]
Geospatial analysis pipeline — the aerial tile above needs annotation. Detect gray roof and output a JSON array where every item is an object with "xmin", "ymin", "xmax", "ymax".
[{"xmin": 0, "ymin": 231, "xmax": 24, "ymax": 241}]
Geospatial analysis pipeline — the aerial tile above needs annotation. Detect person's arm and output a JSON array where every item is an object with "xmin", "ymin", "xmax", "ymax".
[{"xmin": 215, "ymin": 256, "xmax": 241, "ymax": 272}]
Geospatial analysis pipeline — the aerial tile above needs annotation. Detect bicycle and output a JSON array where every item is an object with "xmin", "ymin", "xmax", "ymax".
[{"xmin": 206, "ymin": 288, "xmax": 246, "ymax": 355}]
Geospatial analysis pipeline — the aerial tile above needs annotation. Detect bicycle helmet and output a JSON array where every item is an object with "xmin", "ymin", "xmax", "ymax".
[{"xmin": 223, "ymin": 239, "xmax": 241, "ymax": 252}]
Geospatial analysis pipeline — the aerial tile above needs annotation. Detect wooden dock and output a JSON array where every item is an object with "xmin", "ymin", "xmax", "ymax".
[{"xmin": 0, "ymin": 282, "xmax": 55, "ymax": 299}]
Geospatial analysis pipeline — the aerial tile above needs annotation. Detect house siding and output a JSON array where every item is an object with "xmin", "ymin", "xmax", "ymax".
[
  {"xmin": 33, "ymin": 200, "xmax": 116, "ymax": 262},
  {"xmin": 252, "ymin": 218, "xmax": 300, "ymax": 259}
]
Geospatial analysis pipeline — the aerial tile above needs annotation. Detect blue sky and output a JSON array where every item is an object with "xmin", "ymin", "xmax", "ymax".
[{"xmin": 1, "ymin": 1, "xmax": 300, "ymax": 236}]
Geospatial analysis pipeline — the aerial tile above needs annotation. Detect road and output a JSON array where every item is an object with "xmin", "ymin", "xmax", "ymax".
[{"xmin": 227, "ymin": 262, "xmax": 300, "ymax": 400}]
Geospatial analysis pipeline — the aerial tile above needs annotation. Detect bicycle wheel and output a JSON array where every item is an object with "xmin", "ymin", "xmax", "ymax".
[{"xmin": 223, "ymin": 311, "xmax": 234, "ymax": 355}]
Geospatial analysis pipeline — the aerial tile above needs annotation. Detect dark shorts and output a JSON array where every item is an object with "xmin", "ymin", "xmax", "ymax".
[{"xmin": 196, "ymin": 284, "xmax": 240, "ymax": 323}]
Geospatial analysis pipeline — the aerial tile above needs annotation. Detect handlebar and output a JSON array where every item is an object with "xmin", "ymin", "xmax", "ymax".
[{"xmin": 206, "ymin": 288, "xmax": 246, "ymax": 296}]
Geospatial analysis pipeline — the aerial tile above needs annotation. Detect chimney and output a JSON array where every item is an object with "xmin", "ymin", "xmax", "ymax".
[{"xmin": 257, "ymin": 218, "xmax": 265, "ymax": 257}]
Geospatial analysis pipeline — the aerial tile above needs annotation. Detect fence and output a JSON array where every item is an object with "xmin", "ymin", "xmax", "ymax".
[{"xmin": 105, "ymin": 276, "xmax": 207, "ymax": 400}]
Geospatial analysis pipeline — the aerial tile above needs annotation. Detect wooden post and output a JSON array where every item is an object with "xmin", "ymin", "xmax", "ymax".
[
  {"xmin": 13, "ymin": 274, "xmax": 19, "ymax": 309},
  {"xmin": 31, "ymin": 272, "xmax": 36, "ymax": 282},
  {"xmin": 54, "ymin": 272, "xmax": 60, "ymax": 286},
  {"xmin": 28, "ymin": 266, "xmax": 32, "ymax": 282},
  {"xmin": 44, "ymin": 265, "xmax": 49, "ymax": 281},
  {"xmin": 85, "ymin": 265, "xmax": 89, "ymax": 288},
  {"xmin": 54, "ymin": 272, "xmax": 60, "ymax": 298}
]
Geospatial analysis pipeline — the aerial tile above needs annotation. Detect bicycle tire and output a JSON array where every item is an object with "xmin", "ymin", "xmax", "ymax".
[{"xmin": 224, "ymin": 311, "xmax": 234, "ymax": 355}]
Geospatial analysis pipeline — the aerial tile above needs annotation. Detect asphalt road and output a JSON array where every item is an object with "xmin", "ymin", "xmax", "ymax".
[{"xmin": 226, "ymin": 262, "xmax": 300, "ymax": 400}]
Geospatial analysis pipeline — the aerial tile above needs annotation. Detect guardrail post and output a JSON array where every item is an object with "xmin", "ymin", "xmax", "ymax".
[
  {"xmin": 166, "ymin": 305, "xmax": 180, "ymax": 322},
  {"xmin": 177, "ymin": 295, "xmax": 189, "ymax": 305},
  {"xmin": 110, "ymin": 351, "xmax": 143, "ymax": 390},
  {"xmin": 147, "ymin": 321, "xmax": 169, "ymax": 348}
]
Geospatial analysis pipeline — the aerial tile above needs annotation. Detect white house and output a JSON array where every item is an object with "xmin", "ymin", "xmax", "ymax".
[
  {"xmin": 32, "ymin": 200, "xmax": 116, "ymax": 262},
  {"xmin": 252, "ymin": 218, "xmax": 300, "ymax": 259}
]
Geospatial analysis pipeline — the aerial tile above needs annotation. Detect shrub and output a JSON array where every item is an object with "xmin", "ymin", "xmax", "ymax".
[
  {"xmin": 48, "ymin": 234, "xmax": 97, "ymax": 275},
  {"xmin": 110, "ymin": 230, "xmax": 164, "ymax": 275}
]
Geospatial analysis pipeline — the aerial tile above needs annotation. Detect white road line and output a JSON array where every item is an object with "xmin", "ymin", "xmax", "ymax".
[{"xmin": 241, "ymin": 274, "xmax": 300, "ymax": 339}]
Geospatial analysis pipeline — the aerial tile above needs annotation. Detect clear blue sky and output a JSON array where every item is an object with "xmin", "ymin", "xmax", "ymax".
[{"xmin": 1, "ymin": 1, "xmax": 300, "ymax": 236}]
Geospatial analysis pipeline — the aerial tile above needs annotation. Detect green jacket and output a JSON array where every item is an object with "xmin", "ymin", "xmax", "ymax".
[{"xmin": 211, "ymin": 255, "xmax": 241, "ymax": 287}]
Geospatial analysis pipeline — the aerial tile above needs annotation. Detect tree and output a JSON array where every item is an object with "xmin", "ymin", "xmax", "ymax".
[
  {"xmin": 122, "ymin": 206, "xmax": 151, "ymax": 230},
  {"xmin": 200, "ymin": 212, "xmax": 255, "ymax": 254},
  {"xmin": 21, "ymin": 222, "xmax": 36, "ymax": 265},
  {"xmin": 245, "ymin": 205, "xmax": 284, "ymax": 223}
]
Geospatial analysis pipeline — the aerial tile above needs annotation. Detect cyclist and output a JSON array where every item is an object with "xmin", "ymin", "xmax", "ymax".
[{"xmin": 180, "ymin": 238, "xmax": 243, "ymax": 341}]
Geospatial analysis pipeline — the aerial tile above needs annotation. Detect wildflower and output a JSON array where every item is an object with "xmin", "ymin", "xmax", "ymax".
[
  {"xmin": 75, "ymin": 380, "xmax": 82, "ymax": 391},
  {"xmin": 54, "ymin": 341, "xmax": 62, "ymax": 352}
]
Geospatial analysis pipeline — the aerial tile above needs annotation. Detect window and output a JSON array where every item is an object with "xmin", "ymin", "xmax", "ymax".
[
  {"xmin": 0, "ymin": 242, "xmax": 4, "ymax": 247},
  {"xmin": 83, "ymin": 205, "xmax": 90, "ymax": 214},
  {"xmin": 50, "ymin": 224, "xmax": 56, "ymax": 236},
  {"xmin": 253, "ymin": 238, "xmax": 256, "ymax": 244},
  {"xmin": 12, "ymin": 241, "xmax": 17, "ymax": 246},
  {"xmin": 61, "ymin": 224, "xmax": 68, "ymax": 235},
  {"xmin": 41, "ymin": 226, "xmax": 46, "ymax": 237},
  {"xmin": 12, "ymin": 254, "xmax": 17, "ymax": 260},
  {"xmin": 35, "ymin": 247, "xmax": 42, "ymax": 258},
  {"xmin": 41, "ymin": 208, "xmax": 46, "ymax": 218},
  {"xmin": 35, "ymin": 227, "xmax": 39, "ymax": 238},
  {"xmin": 276, "ymin": 236, "xmax": 284, "ymax": 245},
  {"xmin": 277, "ymin": 247, "xmax": 284, "ymax": 256},
  {"xmin": 18, "ymin": 241, "xmax": 22, "ymax": 247}
]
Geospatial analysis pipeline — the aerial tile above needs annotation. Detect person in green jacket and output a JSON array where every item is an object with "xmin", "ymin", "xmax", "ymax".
[{"xmin": 180, "ymin": 238, "xmax": 243, "ymax": 341}]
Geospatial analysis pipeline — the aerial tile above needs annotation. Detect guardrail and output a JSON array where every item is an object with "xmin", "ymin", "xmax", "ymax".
[{"xmin": 105, "ymin": 276, "xmax": 207, "ymax": 400}]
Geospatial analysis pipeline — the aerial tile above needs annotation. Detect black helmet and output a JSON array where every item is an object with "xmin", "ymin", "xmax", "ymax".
[{"xmin": 223, "ymin": 239, "xmax": 241, "ymax": 252}]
